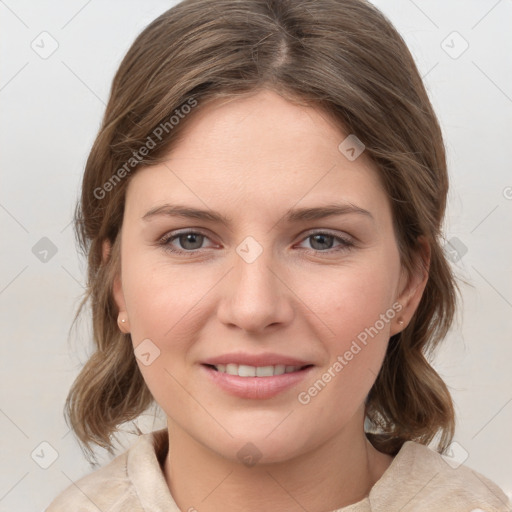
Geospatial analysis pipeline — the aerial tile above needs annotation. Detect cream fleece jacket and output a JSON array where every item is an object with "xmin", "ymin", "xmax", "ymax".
[{"xmin": 46, "ymin": 428, "xmax": 511, "ymax": 511}]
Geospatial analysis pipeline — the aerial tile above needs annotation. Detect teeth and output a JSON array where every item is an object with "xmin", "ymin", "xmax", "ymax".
[
  {"xmin": 256, "ymin": 366, "xmax": 274, "ymax": 377},
  {"xmin": 238, "ymin": 364, "xmax": 256, "ymax": 377},
  {"xmin": 213, "ymin": 363, "xmax": 303, "ymax": 377}
]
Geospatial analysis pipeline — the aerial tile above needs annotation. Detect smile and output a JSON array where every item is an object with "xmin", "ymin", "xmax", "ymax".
[
  {"xmin": 201, "ymin": 363, "xmax": 314, "ymax": 399},
  {"xmin": 207, "ymin": 363, "xmax": 312, "ymax": 377}
]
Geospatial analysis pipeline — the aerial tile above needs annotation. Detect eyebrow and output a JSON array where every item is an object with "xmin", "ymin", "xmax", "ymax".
[{"xmin": 142, "ymin": 202, "xmax": 374, "ymax": 225}]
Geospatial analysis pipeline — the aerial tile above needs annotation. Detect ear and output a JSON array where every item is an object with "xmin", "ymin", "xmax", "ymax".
[
  {"xmin": 390, "ymin": 236, "xmax": 430, "ymax": 336},
  {"xmin": 102, "ymin": 238, "xmax": 131, "ymax": 334}
]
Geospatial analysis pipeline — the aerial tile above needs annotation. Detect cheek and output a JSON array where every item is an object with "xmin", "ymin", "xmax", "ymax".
[
  {"xmin": 120, "ymin": 259, "xmax": 206, "ymax": 414},
  {"xmin": 122, "ymin": 254, "xmax": 215, "ymax": 344},
  {"xmin": 300, "ymin": 260, "xmax": 398, "ymax": 345},
  {"xmin": 293, "ymin": 258, "xmax": 399, "ymax": 402}
]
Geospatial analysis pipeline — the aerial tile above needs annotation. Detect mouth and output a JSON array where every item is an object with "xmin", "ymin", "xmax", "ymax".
[
  {"xmin": 203, "ymin": 363, "xmax": 314, "ymax": 377},
  {"xmin": 200, "ymin": 362, "xmax": 315, "ymax": 399}
]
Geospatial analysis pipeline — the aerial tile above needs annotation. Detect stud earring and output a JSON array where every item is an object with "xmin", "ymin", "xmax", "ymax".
[{"xmin": 117, "ymin": 314, "xmax": 129, "ymax": 331}]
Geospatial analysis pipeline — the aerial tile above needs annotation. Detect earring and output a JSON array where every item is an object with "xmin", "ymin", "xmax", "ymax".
[{"xmin": 117, "ymin": 313, "xmax": 128, "ymax": 331}]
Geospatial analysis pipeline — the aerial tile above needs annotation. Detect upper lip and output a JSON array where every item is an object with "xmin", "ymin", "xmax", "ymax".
[{"xmin": 202, "ymin": 352, "xmax": 314, "ymax": 367}]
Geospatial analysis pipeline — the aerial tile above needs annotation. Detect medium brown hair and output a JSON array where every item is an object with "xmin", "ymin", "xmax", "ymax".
[{"xmin": 66, "ymin": 0, "xmax": 458, "ymax": 462}]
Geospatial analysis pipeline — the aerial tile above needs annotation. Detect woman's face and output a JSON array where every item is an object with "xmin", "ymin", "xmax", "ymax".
[{"xmin": 113, "ymin": 89, "xmax": 422, "ymax": 463}]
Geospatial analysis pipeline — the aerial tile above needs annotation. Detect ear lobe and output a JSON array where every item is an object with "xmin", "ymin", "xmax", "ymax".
[
  {"xmin": 102, "ymin": 237, "xmax": 130, "ymax": 333},
  {"xmin": 103, "ymin": 238, "xmax": 128, "ymax": 317},
  {"xmin": 114, "ymin": 272, "xmax": 131, "ymax": 333},
  {"xmin": 112, "ymin": 272, "xmax": 126, "ymax": 312},
  {"xmin": 392, "ymin": 236, "xmax": 431, "ymax": 334}
]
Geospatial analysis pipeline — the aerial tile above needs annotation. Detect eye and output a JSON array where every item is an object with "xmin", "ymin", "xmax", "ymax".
[
  {"xmin": 157, "ymin": 229, "xmax": 355, "ymax": 256},
  {"xmin": 159, "ymin": 230, "xmax": 215, "ymax": 254},
  {"xmin": 296, "ymin": 231, "xmax": 354, "ymax": 253}
]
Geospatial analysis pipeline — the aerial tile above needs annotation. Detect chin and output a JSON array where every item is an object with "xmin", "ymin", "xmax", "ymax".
[{"xmin": 207, "ymin": 426, "xmax": 315, "ymax": 466}]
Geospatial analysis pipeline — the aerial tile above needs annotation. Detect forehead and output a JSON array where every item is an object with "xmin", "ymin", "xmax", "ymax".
[{"xmin": 125, "ymin": 89, "xmax": 391, "ymax": 224}]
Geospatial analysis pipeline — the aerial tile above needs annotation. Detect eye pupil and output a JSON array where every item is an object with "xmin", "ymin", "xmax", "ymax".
[
  {"xmin": 310, "ymin": 234, "xmax": 333, "ymax": 250},
  {"xmin": 180, "ymin": 233, "xmax": 204, "ymax": 250}
]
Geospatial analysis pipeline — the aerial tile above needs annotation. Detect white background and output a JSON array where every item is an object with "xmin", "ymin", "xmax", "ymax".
[{"xmin": 1, "ymin": 0, "xmax": 511, "ymax": 510}]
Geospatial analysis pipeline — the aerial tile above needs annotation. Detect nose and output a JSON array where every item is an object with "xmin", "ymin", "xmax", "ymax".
[{"xmin": 216, "ymin": 244, "xmax": 294, "ymax": 334}]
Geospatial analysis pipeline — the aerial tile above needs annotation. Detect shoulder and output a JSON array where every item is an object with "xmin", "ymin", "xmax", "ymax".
[
  {"xmin": 45, "ymin": 449, "xmax": 135, "ymax": 512},
  {"xmin": 45, "ymin": 430, "xmax": 162, "ymax": 512},
  {"xmin": 370, "ymin": 440, "xmax": 511, "ymax": 512}
]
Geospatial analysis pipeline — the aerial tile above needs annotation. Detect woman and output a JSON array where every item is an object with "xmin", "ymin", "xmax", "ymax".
[{"xmin": 46, "ymin": 0, "xmax": 510, "ymax": 510}]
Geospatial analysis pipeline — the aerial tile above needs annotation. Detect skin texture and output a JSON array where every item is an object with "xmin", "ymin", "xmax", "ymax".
[{"xmin": 110, "ymin": 89, "xmax": 429, "ymax": 511}]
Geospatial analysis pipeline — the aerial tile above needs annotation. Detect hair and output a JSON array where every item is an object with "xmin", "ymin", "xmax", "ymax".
[{"xmin": 65, "ymin": 0, "xmax": 459, "ymax": 462}]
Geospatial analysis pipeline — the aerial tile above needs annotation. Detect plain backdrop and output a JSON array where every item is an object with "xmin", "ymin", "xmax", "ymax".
[{"xmin": 1, "ymin": 0, "xmax": 511, "ymax": 510}]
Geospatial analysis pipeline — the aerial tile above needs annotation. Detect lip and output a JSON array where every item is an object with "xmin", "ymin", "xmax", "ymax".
[
  {"xmin": 200, "ymin": 363, "xmax": 315, "ymax": 400},
  {"xmin": 202, "ymin": 352, "xmax": 314, "ymax": 367}
]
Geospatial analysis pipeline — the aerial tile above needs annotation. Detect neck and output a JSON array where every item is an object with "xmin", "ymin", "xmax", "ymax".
[{"xmin": 163, "ymin": 414, "xmax": 393, "ymax": 512}]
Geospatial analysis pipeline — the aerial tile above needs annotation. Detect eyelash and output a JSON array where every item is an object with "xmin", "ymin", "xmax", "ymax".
[{"xmin": 157, "ymin": 229, "xmax": 355, "ymax": 257}]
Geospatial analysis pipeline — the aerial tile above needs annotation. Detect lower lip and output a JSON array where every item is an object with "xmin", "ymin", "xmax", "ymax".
[{"xmin": 201, "ymin": 364, "xmax": 314, "ymax": 399}]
